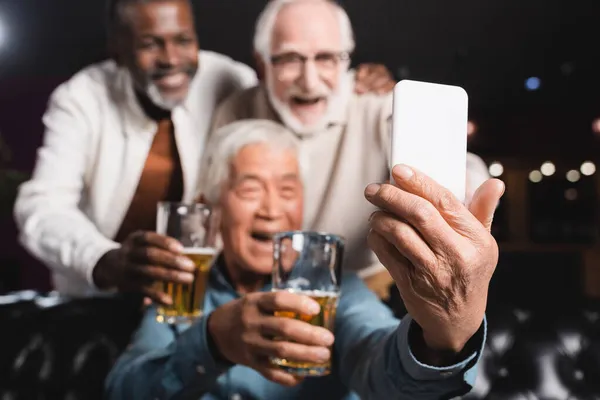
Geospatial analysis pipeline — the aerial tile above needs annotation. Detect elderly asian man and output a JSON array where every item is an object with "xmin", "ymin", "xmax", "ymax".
[
  {"xmin": 105, "ymin": 119, "xmax": 505, "ymax": 400},
  {"xmin": 211, "ymin": 0, "xmax": 487, "ymax": 299}
]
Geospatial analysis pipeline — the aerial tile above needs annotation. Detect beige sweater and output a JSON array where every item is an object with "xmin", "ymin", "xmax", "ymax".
[{"xmin": 211, "ymin": 82, "xmax": 392, "ymax": 278}]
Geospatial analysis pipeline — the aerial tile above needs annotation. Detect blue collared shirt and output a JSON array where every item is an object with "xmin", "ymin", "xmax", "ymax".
[{"xmin": 105, "ymin": 260, "xmax": 485, "ymax": 400}]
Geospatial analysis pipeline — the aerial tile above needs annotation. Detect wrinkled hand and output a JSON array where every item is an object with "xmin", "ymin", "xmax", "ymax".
[
  {"xmin": 354, "ymin": 63, "xmax": 396, "ymax": 94},
  {"xmin": 364, "ymin": 164, "xmax": 505, "ymax": 353},
  {"xmin": 92, "ymin": 231, "xmax": 195, "ymax": 305},
  {"xmin": 208, "ymin": 291, "xmax": 334, "ymax": 387}
]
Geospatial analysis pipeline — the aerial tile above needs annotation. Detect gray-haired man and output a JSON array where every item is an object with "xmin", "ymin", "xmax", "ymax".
[
  {"xmin": 105, "ymin": 119, "xmax": 505, "ymax": 400},
  {"xmin": 210, "ymin": 0, "xmax": 488, "ymax": 299}
]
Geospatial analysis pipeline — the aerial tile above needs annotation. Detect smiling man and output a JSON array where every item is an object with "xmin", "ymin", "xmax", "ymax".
[
  {"xmin": 110, "ymin": 0, "xmax": 200, "ymax": 109},
  {"xmin": 13, "ymin": 0, "xmax": 398, "ymax": 301},
  {"xmin": 211, "ymin": 0, "xmax": 490, "ymax": 299},
  {"xmin": 211, "ymin": 0, "xmax": 399, "ymax": 296},
  {"xmin": 105, "ymin": 118, "xmax": 505, "ymax": 399},
  {"xmin": 14, "ymin": 0, "xmax": 257, "ymax": 301}
]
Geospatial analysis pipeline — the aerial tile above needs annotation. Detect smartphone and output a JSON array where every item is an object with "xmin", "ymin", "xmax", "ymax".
[{"xmin": 390, "ymin": 79, "xmax": 468, "ymax": 203}]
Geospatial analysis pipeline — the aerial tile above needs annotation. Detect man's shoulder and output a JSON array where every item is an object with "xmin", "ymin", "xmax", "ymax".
[
  {"xmin": 197, "ymin": 50, "xmax": 257, "ymax": 85},
  {"xmin": 193, "ymin": 50, "xmax": 258, "ymax": 109},
  {"xmin": 348, "ymin": 92, "xmax": 393, "ymax": 118},
  {"xmin": 345, "ymin": 92, "xmax": 393, "ymax": 145},
  {"xmin": 212, "ymin": 85, "xmax": 264, "ymax": 126},
  {"xmin": 218, "ymin": 85, "xmax": 262, "ymax": 111},
  {"xmin": 198, "ymin": 50, "xmax": 245, "ymax": 69},
  {"xmin": 50, "ymin": 60, "xmax": 122, "ymax": 105}
]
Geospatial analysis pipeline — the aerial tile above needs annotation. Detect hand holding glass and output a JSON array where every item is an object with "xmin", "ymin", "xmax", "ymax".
[
  {"xmin": 155, "ymin": 202, "xmax": 219, "ymax": 324},
  {"xmin": 270, "ymin": 231, "xmax": 344, "ymax": 377}
]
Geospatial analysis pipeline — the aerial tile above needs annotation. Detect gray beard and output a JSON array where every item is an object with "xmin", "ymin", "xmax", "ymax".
[
  {"xmin": 145, "ymin": 82, "xmax": 180, "ymax": 111},
  {"xmin": 265, "ymin": 69, "xmax": 353, "ymax": 137}
]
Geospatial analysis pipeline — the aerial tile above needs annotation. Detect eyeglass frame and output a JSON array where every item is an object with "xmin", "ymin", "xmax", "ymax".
[{"xmin": 269, "ymin": 50, "xmax": 351, "ymax": 81}]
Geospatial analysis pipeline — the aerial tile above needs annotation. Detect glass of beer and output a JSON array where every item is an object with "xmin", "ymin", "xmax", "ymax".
[
  {"xmin": 155, "ymin": 202, "xmax": 219, "ymax": 325},
  {"xmin": 270, "ymin": 231, "xmax": 345, "ymax": 377}
]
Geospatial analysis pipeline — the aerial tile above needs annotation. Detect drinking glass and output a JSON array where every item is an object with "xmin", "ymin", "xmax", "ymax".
[
  {"xmin": 270, "ymin": 231, "xmax": 345, "ymax": 376},
  {"xmin": 155, "ymin": 202, "xmax": 219, "ymax": 324}
]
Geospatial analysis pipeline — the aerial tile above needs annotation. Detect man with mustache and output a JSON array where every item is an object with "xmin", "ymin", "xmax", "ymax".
[
  {"xmin": 211, "ymin": 0, "xmax": 488, "ymax": 299},
  {"xmin": 105, "ymin": 119, "xmax": 504, "ymax": 399},
  {"xmin": 13, "ymin": 0, "xmax": 396, "ymax": 301},
  {"xmin": 210, "ymin": 0, "xmax": 403, "ymax": 298}
]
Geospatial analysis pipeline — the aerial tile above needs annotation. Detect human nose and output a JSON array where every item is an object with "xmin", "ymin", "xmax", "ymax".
[
  {"xmin": 157, "ymin": 42, "xmax": 181, "ymax": 67},
  {"xmin": 297, "ymin": 59, "xmax": 321, "ymax": 92},
  {"xmin": 258, "ymin": 190, "xmax": 284, "ymax": 220}
]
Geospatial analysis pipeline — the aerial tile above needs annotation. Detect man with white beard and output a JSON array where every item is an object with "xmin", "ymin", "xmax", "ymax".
[
  {"xmin": 13, "ymin": 0, "xmax": 399, "ymax": 301},
  {"xmin": 211, "ymin": 0, "xmax": 400, "ymax": 296},
  {"xmin": 212, "ymin": 0, "xmax": 489, "ymax": 297}
]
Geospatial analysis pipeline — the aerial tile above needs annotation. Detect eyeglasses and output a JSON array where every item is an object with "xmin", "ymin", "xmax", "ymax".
[{"xmin": 270, "ymin": 51, "xmax": 350, "ymax": 81}]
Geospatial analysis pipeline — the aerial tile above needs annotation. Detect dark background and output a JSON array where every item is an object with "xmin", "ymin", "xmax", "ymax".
[
  {"xmin": 0, "ymin": 0, "xmax": 599, "ymax": 293},
  {"xmin": 1, "ymin": 0, "xmax": 600, "ymax": 165}
]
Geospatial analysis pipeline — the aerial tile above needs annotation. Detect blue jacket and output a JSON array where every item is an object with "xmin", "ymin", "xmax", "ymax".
[{"xmin": 105, "ymin": 259, "xmax": 485, "ymax": 399}]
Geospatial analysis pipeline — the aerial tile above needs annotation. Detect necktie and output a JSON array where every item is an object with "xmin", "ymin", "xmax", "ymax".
[{"xmin": 114, "ymin": 118, "xmax": 184, "ymax": 242}]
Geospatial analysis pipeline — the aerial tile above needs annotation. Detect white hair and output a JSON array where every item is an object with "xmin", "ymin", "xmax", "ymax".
[
  {"xmin": 253, "ymin": 0, "xmax": 356, "ymax": 59},
  {"xmin": 198, "ymin": 119, "xmax": 306, "ymax": 205}
]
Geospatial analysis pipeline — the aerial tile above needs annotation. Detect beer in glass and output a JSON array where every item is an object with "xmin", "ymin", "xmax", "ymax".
[
  {"xmin": 155, "ymin": 202, "xmax": 219, "ymax": 324},
  {"xmin": 270, "ymin": 231, "xmax": 344, "ymax": 376}
]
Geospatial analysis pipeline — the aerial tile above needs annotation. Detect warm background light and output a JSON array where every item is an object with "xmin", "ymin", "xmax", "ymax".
[
  {"xmin": 540, "ymin": 161, "xmax": 555, "ymax": 177},
  {"xmin": 564, "ymin": 188, "xmax": 578, "ymax": 201},
  {"xmin": 592, "ymin": 119, "xmax": 600, "ymax": 135},
  {"xmin": 467, "ymin": 121, "xmax": 477, "ymax": 136},
  {"xmin": 580, "ymin": 161, "xmax": 596, "ymax": 176},
  {"xmin": 529, "ymin": 170, "xmax": 543, "ymax": 183},
  {"xmin": 566, "ymin": 170, "xmax": 580, "ymax": 183},
  {"xmin": 488, "ymin": 161, "xmax": 504, "ymax": 177}
]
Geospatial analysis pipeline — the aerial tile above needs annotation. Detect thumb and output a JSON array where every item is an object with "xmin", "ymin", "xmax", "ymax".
[{"xmin": 468, "ymin": 178, "xmax": 505, "ymax": 232}]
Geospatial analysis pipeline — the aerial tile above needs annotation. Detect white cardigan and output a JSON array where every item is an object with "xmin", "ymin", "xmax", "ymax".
[{"xmin": 14, "ymin": 50, "xmax": 257, "ymax": 296}]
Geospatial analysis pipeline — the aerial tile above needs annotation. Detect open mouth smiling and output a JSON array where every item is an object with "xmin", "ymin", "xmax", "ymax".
[
  {"xmin": 291, "ymin": 96, "xmax": 324, "ymax": 106},
  {"xmin": 250, "ymin": 231, "xmax": 275, "ymax": 242}
]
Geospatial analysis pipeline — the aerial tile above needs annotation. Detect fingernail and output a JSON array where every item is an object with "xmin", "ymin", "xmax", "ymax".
[
  {"xmin": 321, "ymin": 331, "xmax": 335, "ymax": 346},
  {"xmin": 364, "ymin": 183, "xmax": 381, "ymax": 198},
  {"xmin": 392, "ymin": 164, "xmax": 414, "ymax": 181},
  {"xmin": 304, "ymin": 299, "xmax": 320, "ymax": 314},
  {"xmin": 314, "ymin": 348, "xmax": 330, "ymax": 362},
  {"xmin": 170, "ymin": 241, "xmax": 184, "ymax": 253},
  {"xmin": 181, "ymin": 272, "xmax": 194, "ymax": 283},
  {"xmin": 178, "ymin": 257, "xmax": 195, "ymax": 270}
]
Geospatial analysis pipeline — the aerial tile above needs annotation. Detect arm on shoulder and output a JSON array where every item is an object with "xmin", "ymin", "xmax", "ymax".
[
  {"xmin": 230, "ymin": 59, "xmax": 258, "ymax": 90},
  {"xmin": 199, "ymin": 50, "xmax": 258, "ymax": 103}
]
